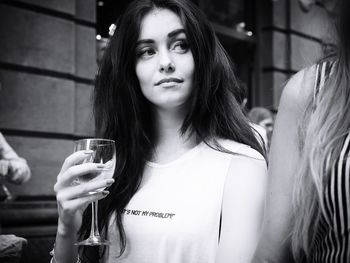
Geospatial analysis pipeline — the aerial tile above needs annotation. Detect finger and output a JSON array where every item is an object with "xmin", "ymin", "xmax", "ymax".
[
  {"xmin": 12, "ymin": 166, "xmax": 23, "ymax": 174},
  {"xmin": 8, "ymin": 173, "xmax": 23, "ymax": 185},
  {"xmin": 60, "ymin": 191, "xmax": 109, "ymax": 214},
  {"xmin": 60, "ymin": 150, "xmax": 94, "ymax": 174},
  {"xmin": 57, "ymin": 178, "xmax": 114, "ymax": 201},
  {"xmin": 56, "ymin": 163, "xmax": 106, "ymax": 189}
]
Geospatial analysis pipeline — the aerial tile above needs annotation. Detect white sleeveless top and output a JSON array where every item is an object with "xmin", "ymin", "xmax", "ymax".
[{"xmin": 104, "ymin": 139, "xmax": 250, "ymax": 263}]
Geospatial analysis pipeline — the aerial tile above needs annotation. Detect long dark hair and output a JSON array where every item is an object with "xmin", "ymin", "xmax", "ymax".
[
  {"xmin": 292, "ymin": 0, "xmax": 350, "ymax": 260},
  {"xmin": 79, "ymin": 0, "xmax": 265, "ymax": 261}
]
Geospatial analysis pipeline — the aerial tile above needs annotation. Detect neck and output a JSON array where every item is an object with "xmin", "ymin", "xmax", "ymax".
[{"xmin": 151, "ymin": 106, "xmax": 197, "ymax": 163}]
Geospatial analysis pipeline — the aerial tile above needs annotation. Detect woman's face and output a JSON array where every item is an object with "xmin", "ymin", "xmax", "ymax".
[{"xmin": 135, "ymin": 8, "xmax": 195, "ymax": 111}]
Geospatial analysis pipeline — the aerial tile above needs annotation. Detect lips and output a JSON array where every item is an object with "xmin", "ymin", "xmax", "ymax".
[{"xmin": 155, "ymin": 78, "xmax": 184, "ymax": 86}]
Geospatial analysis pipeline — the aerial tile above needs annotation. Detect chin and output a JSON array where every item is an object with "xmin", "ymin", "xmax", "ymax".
[
  {"xmin": 147, "ymin": 92, "xmax": 192, "ymax": 110},
  {"xmin": 160, "ymin": 101, "xmax": 189, "ymax": 111}
]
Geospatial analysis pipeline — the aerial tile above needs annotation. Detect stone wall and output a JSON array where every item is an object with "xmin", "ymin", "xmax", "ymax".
[
  {"xmin": 0, "ymin": 0, "xmax": 96, "ymax": 198},
  {"xmin": 0, "ymin": 1, "xmax": 96, "ymax": 262},
  {"xmin": 256, "ymin": 0, "xmax": 333, "ymax": 109}
]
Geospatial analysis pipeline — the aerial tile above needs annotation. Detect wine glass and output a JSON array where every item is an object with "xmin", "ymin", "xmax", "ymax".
[
  {"xmin": 0, "ymin": 160, "xmax": 16, "ymax": 202},
  {"xmin": 73, "ymin": 138, "xmax": 116, "ymax": 246}
]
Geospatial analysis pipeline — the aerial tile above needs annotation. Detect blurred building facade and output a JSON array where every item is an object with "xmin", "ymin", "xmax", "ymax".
[
  {"xmin": 0, "ymin": 0, "xmax": 96, "ymax": 262},
  {"xmin": 256, "ymin": 0, "xmax": 333, "ymax": 108},
  {"xmin": 0, "ymin": 0, "xmax": 334, "ymax": 262}
]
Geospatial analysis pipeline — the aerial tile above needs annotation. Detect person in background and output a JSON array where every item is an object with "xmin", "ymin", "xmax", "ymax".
[
  {"xmin": 248, "ymin": 107, "xmax": 274, "ymax": 151},
  {"xmin": 51, "ymin": 0, "xmax": 267, "ymax": 262},
  {"xmin": 0, "ymin": 132, "xmax": 31, "ymax": 185},
  {"xmin": 0, "ymin": 132, "xmax": 30, "ymax": 263},
  {"xmin": 0, "ymin": 77, "xmax": 30, "ymax": 185},
  {"xmin": 254, "ymin": 0, "xmax": 350, "ymax": 262}
]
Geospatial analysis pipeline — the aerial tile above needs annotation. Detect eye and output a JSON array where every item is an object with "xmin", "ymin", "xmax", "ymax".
[
  {"xmin": 137, "ymin": 47, "xmax": 156, "ymax": 58},
  {"xmin": 172, "ymin": 40, "xmax": 189, "ymax": 53}
]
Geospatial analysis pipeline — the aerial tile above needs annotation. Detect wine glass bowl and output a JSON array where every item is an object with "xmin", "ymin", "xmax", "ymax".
[{"xmin": 74, "ymin": 139, "xmax": 115, "ymax": 192}]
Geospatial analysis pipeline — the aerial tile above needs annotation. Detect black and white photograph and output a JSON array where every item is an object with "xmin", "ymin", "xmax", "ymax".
[{"xmin": 0, "ymin": 0, "xmax": 349, "ymax": 262}]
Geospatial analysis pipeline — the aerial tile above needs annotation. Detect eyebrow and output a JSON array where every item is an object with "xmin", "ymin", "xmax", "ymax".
[
  {"xmin": 168, "ymin": 28, "xmax": 186, "ymax": 38},
  {"xmin": 136, "ymin": 28, "xmax": 186, "ymax": 46},
  {"xmin": 136, "ymin": 39, "xmax": 154, "ymax": 45}
]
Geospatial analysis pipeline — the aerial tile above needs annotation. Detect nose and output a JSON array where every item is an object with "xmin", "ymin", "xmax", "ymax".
[{"xmin": 159, "ymin": 50, "xmax": 175, "ymax": 73}]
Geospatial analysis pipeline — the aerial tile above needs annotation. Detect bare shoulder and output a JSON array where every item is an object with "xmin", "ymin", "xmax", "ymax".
[
  {"xmin": 223, "ymin": 144, "xmax": 267, "ymax": 207},
  {"xmin": 216, "ymin": 139, "xmax": 266, "ymax": 166},
  {"xmin": 217, "ymin": 139, "xmax": 264, "ymax": 159},
  {"xmin": 235, "ymin": 145, "xmax": 266, "ymax": 162},
  {"xmin": 226, "ymin": 143, "xmax": 267, "ymax": 184},
  {"xmin": 280, "ymin": 65, "xmax": 316, "ymax": 113}
]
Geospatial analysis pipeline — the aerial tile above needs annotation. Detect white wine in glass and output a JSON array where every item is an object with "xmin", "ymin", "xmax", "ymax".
[{"xmin": 74, "ymin": 138, "xmax": 116, "ymax": 246}]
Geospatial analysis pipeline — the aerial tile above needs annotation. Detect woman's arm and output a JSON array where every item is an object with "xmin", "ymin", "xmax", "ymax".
[
  {"xmin": 215, "ymin": 147, "xmax": 267, "ymax": 263},
  {"xmin": 253, "ymin": 67, "xmax": 315, "ymax": 263},
  {"xmin": 52, "ymin": 151, "xmax": 114, "ymax": 263}
]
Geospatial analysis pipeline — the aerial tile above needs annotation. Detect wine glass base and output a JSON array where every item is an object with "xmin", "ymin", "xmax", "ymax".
[{"xmin": 75, "ymin": 236, "xmax": 110, "ymax": 246}]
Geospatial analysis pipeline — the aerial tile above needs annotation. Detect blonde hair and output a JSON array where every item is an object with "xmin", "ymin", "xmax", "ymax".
[{"xmin": 291, "ymin": 57, "xmax": 350, "ymax": 260}]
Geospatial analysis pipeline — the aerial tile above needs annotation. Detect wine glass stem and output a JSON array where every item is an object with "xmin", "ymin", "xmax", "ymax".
[
  {"xmin": 90, "ymin": 201, "xmax": 101, "ymax": 238},
  {"xmin": 1, "ymin": 183, "xmax": 14, "ymax": 202}
]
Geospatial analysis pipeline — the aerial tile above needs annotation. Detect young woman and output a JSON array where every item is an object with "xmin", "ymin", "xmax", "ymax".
[
  {"xmin": 254, "ymin": 0, "xmax": 350, "ymax": 262},
  {"xmin": 52, "ymin": 0, "xmax": 267, "ymax": 262}
]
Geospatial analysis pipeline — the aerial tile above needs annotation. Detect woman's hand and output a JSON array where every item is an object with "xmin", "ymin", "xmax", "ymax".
[{"xmin": 54, "ymin": 150, "xmax": 114, "ymax": 236}]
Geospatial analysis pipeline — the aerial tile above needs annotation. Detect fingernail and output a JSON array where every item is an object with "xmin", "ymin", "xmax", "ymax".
[
  {"xmin": 96, "ymin": 164, "xmax": 105, "ymax": 168},
  {"xmin": 102, "ymin": 190, "xmax": 109, "ymax": 195},
  {"xmin": 106, "ymin": 179, "xmax": 114, "ymax": 185},
  {"xmin": 84, "ymin": 150, "xmax": 93, "ymax": 154}
]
